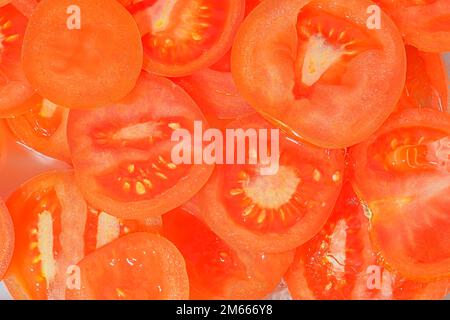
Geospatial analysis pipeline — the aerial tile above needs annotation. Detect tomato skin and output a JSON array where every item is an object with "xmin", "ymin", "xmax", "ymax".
[
  {"xmin": 21, "ymin": 0, "xmax": 143, "ymax": 109},
  {"xmin": 350, "ymin": 109, "xmax": 450, "ymax": 281},
  {"xmin": 0, "ymin": 199, "xmax": 14, "ymax": 280},
  {"xmin": 67, "ymin": 72, "xmax": 214, "ymax": 220},
  {"xmin": 231, "ymin": 0, "xmax": 406, "ymax": 148},
  {"xmin": 163, "ymin": 205, "xmax": 294, "ymax": 300},
  {"xmin": 286, "ymin": 182, "xmax": 449, "ymax": 300},
  {"xmin": 0, "ymin": 3, "xmax": 35, "ymax": 117},
  {"xmin": 197, "ymin": 114, "xmax": 346, "ymax": 253},
  {"xmin": 66, "ymin": 233, "xmax": 189, "ymax": 300},
  {"xmin": 6, "ymin": 96, "xmax": 71, "ymax": 162},
  {"xmin": 126, "ymin": 0, "xmax": 245, "ymax": 77},
  {"xmin": 398, "ymin": 46, "xmax": 448, "ymax": 112}
]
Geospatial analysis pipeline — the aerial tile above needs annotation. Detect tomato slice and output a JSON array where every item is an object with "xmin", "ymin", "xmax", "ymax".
[
  {"xmin": 375, "ymin": 0, "xmax": 450, "ymax": 52},
  {"xmin": 163, "ymin": 205, "xmax": 294, "ymax": 299},
  {"xmin": 67, "ymin": 72, "xmax": 214, "ymax": 220},
  {"xmin": 0, "ymin": 3, "xmax": 35, "ymax": 117},
  {"xmin": 66, "ymin": 233, "xmax": 189, "ymax": 300},
  {"xmin": 350, "ymin": 108, "xmax": 450, "ymax": 281},
  {"xmin": 6, "ymin": 95, "xmax": 71, "ymax": 162},
  {"xmin": 232, "ymin": 0, "xmax": 406, "ymax": 148},
  {"xmin": 0, "ymin": 199, "xmax": 14, "ymax": 280},
  {"xmin": 4, "ymin": 170, "xmax": 162, "ymax": 300},
  {"xmin": 121, "ymin": 0, "xmax": 245, "ymax": 77},
  {"xmin": 21, "ymin": 0, "xmax": 143, "ymax": 109},
  {"xmin": 286, "ymin": 182, "xmax": 449, "ymax": 300},
  {"xmin": 196, "ymin": 114, "xmax": 345, "ymax": 253},
  {"xmin": 398, "ymin": 46, "xmax": 448, "ymax": 112}
]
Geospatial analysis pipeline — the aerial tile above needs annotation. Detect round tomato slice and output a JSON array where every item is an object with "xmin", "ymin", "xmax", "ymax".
[
  {"xmin": 6, "ymin": 95, "xmax": 71, "ymax": 162},
  {"xmin": 67, "ymin": 72, "xmax": 213, "ymax": 220},
  {"xmin": 197, "ymin": 114, "xmax": 345, "ymax": 253},
  {"xmin": 232, "ymin": 0, "xmax": 406, "ymax": 148},
  {"xmin": 21, "ymin": 0, "xmax": 143, "ymax": 109},
  {"xmin": 350, "ymin": 108, "xmax": 450, "ymax": 281},
  {"xmin": 4, "ymin": 170, "xmax": 162, "ymax": 300},
  {"xmin": 66, "ymin": 233, "xmax": 189, "ymax": 300},
  {"xmin": 398, "ymin": 46, "xmax": 448, "ymax": 112},
  {"xmin": 0, "ymin": 199, "xmax": 14, "ymax": 280},
  {"xmin": 286, "ymin": 182, "xmax": 449, "ymax": 300},
  {"xmin": 375, "ymin": 0, "xmax": 450, "ymax": 52},
  {"xmin": 163, "ymin": 205, "xmax": 294, "ymax": 299},
  {"xmin": 0, "ymin": 3, "xmax": 35, "ymax": 117},
  {"xmin": 121, "ymin": 0, "xmax": 245, "ymax": 77}
]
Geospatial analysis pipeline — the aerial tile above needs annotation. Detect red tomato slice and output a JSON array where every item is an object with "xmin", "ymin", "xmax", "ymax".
[
  {"xmin": 163, "ymin": 205, "xmax": 294, "ymax": 299},
  {"xmin": 0, "ymin": 199, "xmax": 14, "ymax": 280},
  {"xmin": 398, "ymin": 46, "xmax": 448, "ymax": 112},
  {"xmin": 286, "ymin": 182, "xmax": 449, "ymax": 300},
  {"xmin": 66, "ymin": 233, "xmax": 189, "ymax": 300},
  {"xmin": 121, "ymin": 0, "xmax": 245, "ymax": 77},
  {"xmin": 4, "ymin": 170, "xmax": 162, "ymax": 300},
  {"xmin": 350, "ymin": 108, "xmax": 450, "ymax": 281},
  {"xmin": 232, "ymin": 0, "xmax": 406, "ymax": 148},
  {"xmin": 196, "ymin": 114, "xmax": 345, "ymax": 253},
  {"xmin": 67, "ymin": 72, "xmax": 214, "ymax": 220},
  {"xmin": 375, "ymin": 0, "xmax": 450, "ymax": 52},
  {"xmin": 0, "ymin": 3, "xmax": 35, "ymax": 117},
  {"xmin": 6, "ymin": 95, "xmax": 71, "ymax": 162},
  {"xmin": 21, "ymin": 0, "xmax": 143, "ymax": 109}
]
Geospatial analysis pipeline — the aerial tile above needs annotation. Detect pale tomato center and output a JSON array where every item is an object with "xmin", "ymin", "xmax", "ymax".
[
  {"xmin": 243, "ymin": 166, "xmax": 300, "ymax": 210},
  {"xmin": 301, "ymin": 35, "xmax": 345, "ymax": 87}
]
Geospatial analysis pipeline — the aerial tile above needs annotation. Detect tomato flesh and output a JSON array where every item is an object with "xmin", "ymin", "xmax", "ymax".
[
  {"xmin": 4, "ymin": 171, "xmax": 162, "ymax": 300},
  {"xmin": 7, "ymin": 96, "xmax": 71, "ymax": 162},
  {"xmin": 350, "ymin": 109, "xmax": 450, "ymax": 280},
  {"xmin": 66, "ymin": 233, "xmax": 188, "ymax": 300},
  {"xmin": 163, "ymin": 206, "xmax": 293, "ymax": 299},
  {"xmin": 232, "ymin": 0, "xmax": 406, "ymax": 148},
  {"xmin": 21, "ymin": 0, "xmax": 143, "ymax": 109},
  {"xmin": 286, "ymin": 182, "xmax": 449, "ymax": 300},
  {"xmin": 0, "ymin": 4, "xmax": 35, "ymax": 117},
  {"xmin": 398, "ymin": 46, "xmax": 448, "ymax": 112},
  {"xmin": 0, "ymin": 200, "xmax": 14, "ymax": 280},
  {"xmin": 67, "ymin": 73, "xmax": 213, "ymax": 219},
  {"xmin": 123, "ymin": 0, "xmax": 245, "ymax": 77},
  {"xmin": 197, "ymin": 114, "xmax": 345, "ymax": 253}
]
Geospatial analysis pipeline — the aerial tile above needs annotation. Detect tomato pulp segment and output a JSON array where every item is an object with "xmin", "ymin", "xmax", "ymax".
[
  {"xmin": 66, "ymin": 233, "xmax": 189, "ymax": 300},
  {"xmin": 350, "ymin": 108, "xmax": 450, "ymax": 281},
  {"xmin": 21, "ymin": 0, "xmax": 143, "ymax": 109},
  {"xmin": 121, "ymin": 0, "xmax": 245, "ymax": 77},
  {"xmin": 4, "ymin": 170, "xmax": 162, "ymax": 300},
  {"xmin": 285, "ymin": 182, "xmax": 450, "ymax": 300},
  {"xmin": 67, "ymin": 73, "xmax": 214, "ymax": 219},
  {"xmin": 232, "ymin": 0, "xmax": 406, "ymax": 148},
  {"xmin": 163, "ymin": 206, "xmax": 294, "ymax": 299},
  {"xmin": 375, "ymin": 0, "xmax": 450, "ymax": 52},
  {"xmin": 0, "ymin": 3, "xmax": 35, "ymax": 117},
  {"xmin": 7, "ymin": 95, "xmax": 71, "ymax": 162},
  {"xmin": 398, "ymin": 46, "xmax": 448, "ymax": 112},
  {"xmin": 0, "ymin": 199, "xmax": 14, "ymax": 280},
  {"xmin": 197, "ymin": 114, "xmax": 345, "ymax": 253}
]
